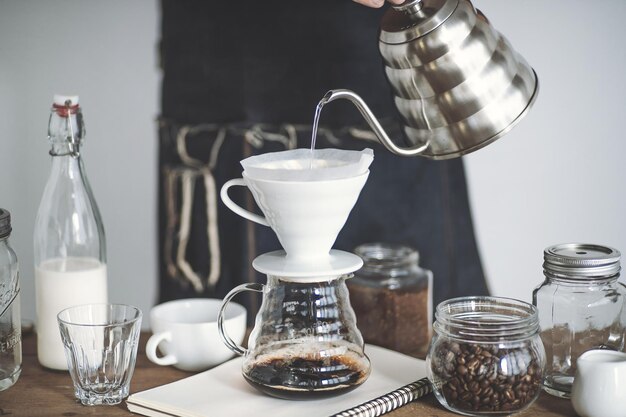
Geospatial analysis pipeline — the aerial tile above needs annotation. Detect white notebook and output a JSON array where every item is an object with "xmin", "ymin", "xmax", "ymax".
[{"xmin": 127, "ymin": 344, "xmax": 427, "ymax": 417}]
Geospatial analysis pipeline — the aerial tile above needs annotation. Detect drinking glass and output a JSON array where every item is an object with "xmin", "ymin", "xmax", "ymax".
[{"xmin": 57, "ymin": 304, "xmax": 142, "ymax": 405}]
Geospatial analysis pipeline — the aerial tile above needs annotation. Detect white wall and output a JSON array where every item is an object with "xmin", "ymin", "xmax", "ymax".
[
  {"xmin": 1, "ymin": 0, "xmax": 624, "ymax": 331},
  {"xmin": 0, "ymin": 0, "xmax": 160, "ymax": 328},
  {"xmin": 463, "ymin": 0, "xmax": 626, "ymax": 300}
]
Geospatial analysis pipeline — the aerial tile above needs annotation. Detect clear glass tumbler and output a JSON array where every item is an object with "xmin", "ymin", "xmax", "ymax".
[{"xmin": 57, "ymin": 304, "xmax": 142, "ymax": 405}]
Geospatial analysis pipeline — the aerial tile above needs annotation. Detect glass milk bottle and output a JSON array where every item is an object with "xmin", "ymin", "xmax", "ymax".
[
  {"xmin": 34, "ymin": 95, "xmax": 108, "ymax": 370},
  {"xmin": 0, "ymin": 209, "xmax": 21, "ymax": 390}
]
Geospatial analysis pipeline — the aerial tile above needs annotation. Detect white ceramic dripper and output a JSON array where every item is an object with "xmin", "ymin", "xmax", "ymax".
[
  {"xmin": 221, "ymin": 171, "xmax": 368, "ymax": 263},
  {"xmin": 220, "ymin": 148, "xmax": 372, "ymax": 280}
]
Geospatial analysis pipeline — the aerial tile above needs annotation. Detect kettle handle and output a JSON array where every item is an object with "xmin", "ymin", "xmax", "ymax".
[
  {"xmin": 218, "ymin": 283, "xmax": 264, "ymax": 356},
  {"xmin": 321, "ymin": 89, "xmax": 429, "ymax": 157}
]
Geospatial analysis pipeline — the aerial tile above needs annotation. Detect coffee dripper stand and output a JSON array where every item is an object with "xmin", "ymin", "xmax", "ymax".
[{"xmin": 217, "ymin": 170, "xmax": 372, "ymax": 400}]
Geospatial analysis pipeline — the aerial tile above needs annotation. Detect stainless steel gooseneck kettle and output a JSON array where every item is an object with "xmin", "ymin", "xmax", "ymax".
[{"xmin": 324, "ymin": 0, "xmax": 539, "ymax": 159}]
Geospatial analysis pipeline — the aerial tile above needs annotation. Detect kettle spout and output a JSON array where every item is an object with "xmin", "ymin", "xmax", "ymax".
[{"xmin": 321, "ymin": 89, "xmax": 429, "ymax": 157}]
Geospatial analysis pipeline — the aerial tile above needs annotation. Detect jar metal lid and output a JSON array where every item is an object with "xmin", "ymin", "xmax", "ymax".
[
  {"xmin": 0, "ymin": 208, "xmax": 11, "ymax": 239},
  {"xmin": 543, "ymin": 243, "xmax": 621, "ymax": 279}
]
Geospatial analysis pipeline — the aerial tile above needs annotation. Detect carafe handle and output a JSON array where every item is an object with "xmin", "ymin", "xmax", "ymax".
[
  {"xmin": 218, "ymin": 283, "xmax": 264, "ymax": 356},
  {"xmin": 220, "ymin": 178, "xmax": 270, "ymax": 227}
]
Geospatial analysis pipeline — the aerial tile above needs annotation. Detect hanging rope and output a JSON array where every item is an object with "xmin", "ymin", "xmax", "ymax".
[{"xmin": 162, "ymin": 121, "xmax": 385, "ymax": 292}]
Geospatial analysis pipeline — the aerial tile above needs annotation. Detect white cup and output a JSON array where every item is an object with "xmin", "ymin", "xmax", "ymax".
[
  {"xmin": 571, "ymin": 349, "xmax": 626, "ymax": 417},
  {"xmin": 220, "ymin": 171, "xmax": 369, "ymax": 261},
  {"xmin": 146, "ymin": 298, "xmax": 246, "ymax": 372}
]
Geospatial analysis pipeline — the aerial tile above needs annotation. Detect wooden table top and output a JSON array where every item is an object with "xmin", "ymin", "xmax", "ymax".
[{"xmin": 0, "ymin": 331, "xmax": 577, "ymax": 417}]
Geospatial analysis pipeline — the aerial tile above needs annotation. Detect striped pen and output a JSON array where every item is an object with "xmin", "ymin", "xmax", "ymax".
[{"xmin": 329, "ymin": 378, "xmax": 432, "ymax": 417}]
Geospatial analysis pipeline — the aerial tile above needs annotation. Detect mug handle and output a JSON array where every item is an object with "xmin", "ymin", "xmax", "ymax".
[
  {"xmin": 146, "ymin": 331, "xmax": 178, "ymax": 366},
  {"xmin": 218, "ymin": 283, "xmax": 264, "ymax": 356},
  {"xmin": 220, "ymin": 178, "xmax": 270, "ymax": 227}
]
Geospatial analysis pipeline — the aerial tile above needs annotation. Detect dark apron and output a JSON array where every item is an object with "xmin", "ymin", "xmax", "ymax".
[{"xmin": 158, "ymin": 0, "xmax": 488, "ymax": 319}]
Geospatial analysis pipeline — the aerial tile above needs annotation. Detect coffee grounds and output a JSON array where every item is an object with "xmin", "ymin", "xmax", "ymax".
[
  {"xmin": 244, "ymin": 356, "xmax": 368, "ymax": 400},
  {"xmin": 348, "ymin": 283, "xmax": 430, "ymax": 358}
]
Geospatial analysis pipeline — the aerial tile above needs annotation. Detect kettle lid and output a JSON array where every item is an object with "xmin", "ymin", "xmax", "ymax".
[{"xmin": 380, "ymin": 0, "xmax": 459, "ymax": 45}]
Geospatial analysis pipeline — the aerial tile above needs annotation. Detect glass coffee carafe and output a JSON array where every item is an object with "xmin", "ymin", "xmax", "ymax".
[{"xmin": 218, "ymin": 274, "xmax": 371, "ymax": 400}]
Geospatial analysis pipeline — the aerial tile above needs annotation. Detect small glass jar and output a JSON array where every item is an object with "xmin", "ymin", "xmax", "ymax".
[
  {"xmin": 0, "ymin": 209, "xmax": 21, "ymax": 391},
  {"xmin": 533, "ymin": 243, "xmax": 625, "ymax": 398},
  {"xmin": 427, "ymin": 296, "xmax": 545, "ymax": 416},
  {"xmin": 347, "ymin": 243, "xmax": 432, "ymax": 358}
]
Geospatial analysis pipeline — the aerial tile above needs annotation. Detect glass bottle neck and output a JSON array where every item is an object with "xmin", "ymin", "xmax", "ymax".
[
  {"xmin": 50, "ymin": 142, "xmax": 82, "ymax": 157},
  {"xmin": 47, "ymin": 147, "xmax": 87, "ymax": 182},
  {"xmin": 48, "ymin": 105, "xmax": 85, "ymax": 157}
]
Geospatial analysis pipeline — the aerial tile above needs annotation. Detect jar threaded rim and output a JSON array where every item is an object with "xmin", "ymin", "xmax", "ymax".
[
  {"xmin": 434, "ymin": 296, "xmax": 539, "ymax": 343},
  {"xmin": 355, "ymin": 242, "xmax": 419, "ymax": 269}
]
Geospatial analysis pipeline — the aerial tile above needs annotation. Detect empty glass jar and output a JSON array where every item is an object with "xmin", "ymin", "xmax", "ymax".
[
  {"xmin": 218, "ymin": 274, "xmax": 370, "ymax": 400},
  {"xmin": 533, "ymin": 243, "xmax": 625, "ymax": 398},
  {"xmin": 427, "ymin": 296, "xmax": 545, "ymax": 416}
]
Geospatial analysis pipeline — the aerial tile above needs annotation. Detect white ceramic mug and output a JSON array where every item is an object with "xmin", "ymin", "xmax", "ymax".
[
  {"xmin": 220, "ymin": 171, "xmax": 369, "ymax": 261},
  {"xmin": 146, "ymin": 298, "xmax": 246, "ymax": 372},
  {"xmin": 571, "ymin": 349, "xmax": 626, "ymax": 417}
]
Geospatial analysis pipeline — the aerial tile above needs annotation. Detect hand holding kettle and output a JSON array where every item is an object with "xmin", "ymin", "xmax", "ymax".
[{"xmin": 354, "ymin": 0, "xmax": 405, "ymax": 7}]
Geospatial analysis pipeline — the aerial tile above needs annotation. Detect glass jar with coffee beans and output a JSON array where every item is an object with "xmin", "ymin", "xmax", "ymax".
[{"xmin": 427, "ymin": 297, "xmax": 546, "ymax": 416}]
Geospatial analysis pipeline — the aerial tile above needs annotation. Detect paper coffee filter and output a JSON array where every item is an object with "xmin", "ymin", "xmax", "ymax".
[{"xmin": 241, "ymin": 148, "xmax": 373, "ymax": 181}]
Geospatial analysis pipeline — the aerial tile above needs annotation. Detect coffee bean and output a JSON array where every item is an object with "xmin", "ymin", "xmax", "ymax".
[
  {"xmin": 467, "ymin": 358, "xmax": 480, "ymax": 371},
  {"xmin": 504, "ymin": 389, "xmax": 515, "ymax": 401},
  {"xmin": 460, "ymin": 391, "xmax": 473, "ymax": 402},
  {"xmin": 469, "ymin": 381, "xmax": 480, "ymax": 393},
  {"xmin": 431, "ymin": 341, "xmax": 543, "ymax": 414}
]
